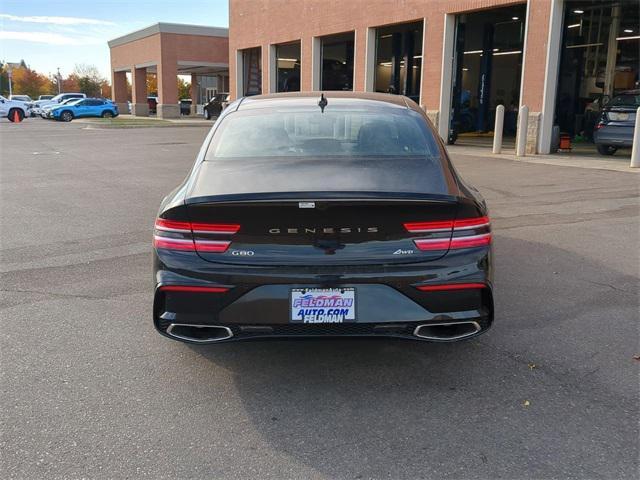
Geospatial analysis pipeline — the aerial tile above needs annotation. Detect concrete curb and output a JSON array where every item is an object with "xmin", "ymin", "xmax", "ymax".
[{"xmin": 447, "ymin": 146, "xmax": 638, "ymax": 174}]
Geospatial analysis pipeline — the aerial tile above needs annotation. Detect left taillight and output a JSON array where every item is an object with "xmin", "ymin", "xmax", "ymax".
[
  {"xmin": 153, "ymin": 218, "xmax": 240, "ymax": 253},
  {"xmin": 406, "ymin": 215, "xmax": 491, "ymax": 252}
]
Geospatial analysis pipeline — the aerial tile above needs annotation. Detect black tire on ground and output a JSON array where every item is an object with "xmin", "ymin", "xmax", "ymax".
[
  {"xmin": 102, "ymin": 110, "xmax": 114, "ymax": 118},
  {"xmin": 60, "ymin": 111, "xmax": 74, "ymax": 122},
  {"xmin": 597, "ymin": 144, "xmax": 617, "ymax": 155},
  {"xmin": 8, "ymin": 109, "xmax": 24, "ymax": 122}
]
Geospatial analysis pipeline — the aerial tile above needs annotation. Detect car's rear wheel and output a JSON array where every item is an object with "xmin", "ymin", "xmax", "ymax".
[
  {"xmin": 8, "ymin": 109, "xmax": 24, "ymax": 122},
  {"xmin": 597, "ymin": 144, "xmax": 617, "ymax": 155},
  {"xmin": 102, "ymin": 110, "xmax": 114, "ymax": 118},
  {"xmin": 60, "ymin": 111, "xmax": 74, "ymax": 122}
]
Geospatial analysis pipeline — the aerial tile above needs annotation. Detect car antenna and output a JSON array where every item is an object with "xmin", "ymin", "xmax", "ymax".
[{"xmin": 318, "ymin": 93, "xmax": 328, "ymax": 113}]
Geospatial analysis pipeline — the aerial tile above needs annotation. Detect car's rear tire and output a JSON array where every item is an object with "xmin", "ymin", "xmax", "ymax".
[
  {"xmin": 59, "ymin": 111, "xmax": 74, "ymax": 122},
  {"xmin": 597, "ymin": 144, "xmax": 617, "ymax": 155},
  {"xmin": 8, "ymin": 109, "xmax": 24, "ymax": 122},
  {"xmin": 102, "ymin": 110, "xmax": 114, "ymax": 118}
]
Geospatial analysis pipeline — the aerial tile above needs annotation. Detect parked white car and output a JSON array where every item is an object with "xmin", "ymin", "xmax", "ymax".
[
  {"xmin": 0, "ymin": 95, "xmax": 29, "ymax": 122},
  {"xmin": 9, "ymin": 95, "xmax": 33, "ymax": 103},
  {"xmin": 9, "ymin": 95, "xmax": 36, "ymax": 116},
  {"xmin": 32, "ymin": 93, "xmax": 86, "ymax": 115}
]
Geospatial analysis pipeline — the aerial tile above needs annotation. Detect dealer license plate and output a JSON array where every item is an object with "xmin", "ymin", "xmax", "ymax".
[
  {"xmin": 290, "ymin": 288, "xmax": 356, "ymax": 323},
  {"xmin": 609, "ymin": 112, "xmax": 629, "ymax": 121}
]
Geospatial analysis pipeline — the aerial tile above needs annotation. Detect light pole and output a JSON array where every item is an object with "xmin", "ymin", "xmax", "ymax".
[
  {"xmin": 7, "ymin": 65, "xmax": 13, "ymax": 97},
  {"xmin": 56, "ymin": 68, "xmax": 62, "ymax": 94}
]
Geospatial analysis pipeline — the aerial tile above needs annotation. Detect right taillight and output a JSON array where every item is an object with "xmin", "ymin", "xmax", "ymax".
[
  {"xmin": 409, "ymin": 215, "xmax": 491, "ymax": 251},
  {"xmin": 153, "ymin": 218, "xmax": 240, "ymax": 253}
]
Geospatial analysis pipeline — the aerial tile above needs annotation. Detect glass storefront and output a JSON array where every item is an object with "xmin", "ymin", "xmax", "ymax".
[
  {"xmin": 242, "ymin": 47, "xmax": 262, "ymax": 96},
  {"xmin": 374, "ymin": 21, "xmax": 423, "ymax": 103},
  {"xmin": 555, "ymin": 1, "xmax": 639, "ymax": 141},
  {"xmin": 450, "ymin": 4, "xmax": 526, "ymax": 141},
  {"xmin": 275, "ymin": 42, "xmax": 301, "ymax": 92},
  {"xmin": 321, "ymin": 32, "xmax": 354, "ymax": 90}
]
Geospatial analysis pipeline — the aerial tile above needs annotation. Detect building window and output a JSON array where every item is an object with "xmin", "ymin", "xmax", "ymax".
[
  {"xmin": 321, "ymin": 32, "xmax": 354, "ymax": 90},
  {"xmin": 242, "ymin": 47, "xmax": 262, "ymax": 96},
  {"xmin": 374, "ymin": 21, "xmax": 423, "ymax": 102},
  {"xmin": 276, "ymin": 42, "xmax": 301, "ymax": 92}
]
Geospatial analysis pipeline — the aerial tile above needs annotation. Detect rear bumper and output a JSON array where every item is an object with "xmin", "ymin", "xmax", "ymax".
[
  {"xmin": 153, "ymin": 248, "xmax": 493, "ymax": 343},
  {"xmin": 594, "ymin": 125, "xmax": 634, "ymax": 147}
]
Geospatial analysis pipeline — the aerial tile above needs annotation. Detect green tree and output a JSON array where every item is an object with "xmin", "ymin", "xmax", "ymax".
[
  {"xmin": 0, "ymin": 63, "xmax": 9, "ymax": 96},
  {"xmin": 73, "ymin": 63, "xmax": 106, "ymax": 97}
]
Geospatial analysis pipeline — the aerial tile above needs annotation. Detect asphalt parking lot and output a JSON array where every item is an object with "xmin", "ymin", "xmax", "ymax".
[{"xmin": 1, "ymin": 118, "xmax": 638, "ymax": 479}]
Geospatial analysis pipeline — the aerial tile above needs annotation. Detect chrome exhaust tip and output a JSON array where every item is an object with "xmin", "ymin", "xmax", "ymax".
[
  {"xmin": 413, "ymin": 321, "xmax": 481, "ymax": 341},
  {"xmin": 166, "ymin": 324, "xmax": 233, "ymax": 343}
]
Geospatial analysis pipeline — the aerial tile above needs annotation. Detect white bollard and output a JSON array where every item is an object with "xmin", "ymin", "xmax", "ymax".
[
  {"xmin": 630, "ymin": 107, "xmax": 640, "ymax": 168},
  {"xmin": 516, "ymin": 105, "xmax": 529, "ymax": 157},
  {"xmin": 493, "ymin": 105, "xmax": 505, "ymax": 154}
]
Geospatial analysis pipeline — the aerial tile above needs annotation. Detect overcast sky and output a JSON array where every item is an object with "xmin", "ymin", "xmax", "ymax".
[{"xmin": 0, "ymin": 0, "xmax": 229, "ymax": 79}]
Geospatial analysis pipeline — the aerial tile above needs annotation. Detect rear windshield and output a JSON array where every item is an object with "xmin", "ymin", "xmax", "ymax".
[
  {"xmin": 609, "ymin": 94, "xmax": 640, "ymax": 107},
  {"xmin": 205, "ymin": 107, "xmax": 441, "ymax": 159}
]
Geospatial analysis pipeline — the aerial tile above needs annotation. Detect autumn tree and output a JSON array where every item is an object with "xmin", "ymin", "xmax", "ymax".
[
  {"xmin": 61, "ymin": 74, "xmax": 80, "ymax": 93},
  {"xmin": 147, "ymin": 74, "xmax": 158, "ymax": 96},
  {"xmin": 178, "ymin": 77, "xmax": 191, "ymax": 100},
  {"xmin": 100, "ymin": 81, "xmax": 111, "ymax": 98},
  {"xmin": 3, "ymin": 61, "xmax": 53, "ymax": 98}
]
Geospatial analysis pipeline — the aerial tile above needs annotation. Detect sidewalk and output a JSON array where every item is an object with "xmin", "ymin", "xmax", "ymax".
[
  {"xmin": 448, "ymin": 144, "xmax": 638, "ymax": 173},
  {"xmin": 77, "ymin": 114, "xmax": 212, "ymax": 128}
]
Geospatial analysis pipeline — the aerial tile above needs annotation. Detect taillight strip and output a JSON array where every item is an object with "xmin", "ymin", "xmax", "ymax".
[
  {"xmin": 415, "ymin": 283, "xmax": 487, "ymax": 292},
  {"xmin": 153, "ymin": 236, "xmax": 196, "ymax": 251},
  {"xmin": 154, "ymin": 219, "xmax": 192, "ymax": 233},
  {"xmin": 449, "ymin": 233, "xmax": 492, "ymax": 249},
  {"xmin": 454, "ymin": 216, "xmax": 490, "ymax": 230},
  {"xmin": 414, "ymin": 238, "xmax": 452, "ymax": 251},
  {"xmin": 191, "ymin": 223, "xmax": 240, "ymax": 234},
  {"xmin": 159, "ymin": 285, "xmax": 229, "ymax": 293},
  {"xmin": 194, "ymin": 239, "xmax": 231, "ymax": 253},
  {"xmin": 405, "ymin": 216, "xmax": 491, "ymax": 234},
  {"xmin": 404, "ymin": 220, "xmax": 454, "ymax": 233},
  {"xmin": 155, "ymin": 219, "xmax": 241, "ymax": 235}
]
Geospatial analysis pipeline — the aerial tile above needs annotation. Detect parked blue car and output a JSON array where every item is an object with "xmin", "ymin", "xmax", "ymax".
[{"xmin": 50, "ymin": 98, "xmax": 119, "ymax": 122}]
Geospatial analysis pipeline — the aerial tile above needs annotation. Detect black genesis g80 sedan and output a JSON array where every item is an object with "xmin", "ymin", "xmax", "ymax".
[{"xmin": 153, "ymin": 92, "xmax": 493, "ymax": 344}]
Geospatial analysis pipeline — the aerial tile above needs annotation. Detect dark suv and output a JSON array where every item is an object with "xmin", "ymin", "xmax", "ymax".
[
  {"xmin": 594, "ymin": 90, "xmax": 639, "ymax": 155},
  {"xmin": 203, "ymin": 94, "xmax": 229, "ymax": 120}
]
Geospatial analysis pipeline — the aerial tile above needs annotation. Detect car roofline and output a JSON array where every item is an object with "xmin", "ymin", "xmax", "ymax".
[{"xmin": 235, "ymin": 91, "xmax": 422, "ymax": 113}]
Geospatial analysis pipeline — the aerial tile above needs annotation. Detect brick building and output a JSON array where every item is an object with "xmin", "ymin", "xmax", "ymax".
[
  {"xmin": 109, "ymin": 23, "xmax": 229, "ymax": 118},
  {"xmin": 228, "ymin": 0, "xmax": 639, "ymax": 154}
]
